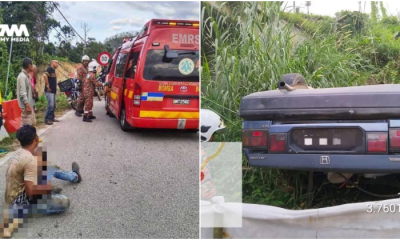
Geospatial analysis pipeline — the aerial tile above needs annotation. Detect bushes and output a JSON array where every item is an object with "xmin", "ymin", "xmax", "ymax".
[
  {"xmin": 335, "ymin": 10, "xmax": 368, "ymax": 35},
  {"xmin": 280, "ymin": 12, "xmax": 335, "ymax": 36}
]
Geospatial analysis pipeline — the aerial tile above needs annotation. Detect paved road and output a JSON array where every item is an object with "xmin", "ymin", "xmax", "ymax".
[{"xmin": 0, "ymin": 100, "xmax": 199, "ymax": 239}]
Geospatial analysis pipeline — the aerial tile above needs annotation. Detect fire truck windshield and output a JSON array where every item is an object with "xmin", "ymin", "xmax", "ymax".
[{"xmin": 143, "ymin": 49, "xmax": 199, "ymax": 82}]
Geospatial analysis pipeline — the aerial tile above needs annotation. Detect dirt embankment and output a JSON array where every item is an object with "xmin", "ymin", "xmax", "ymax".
[{"xmin": 35, "ymin": 61, "xmax": 81, "ymax": 96}]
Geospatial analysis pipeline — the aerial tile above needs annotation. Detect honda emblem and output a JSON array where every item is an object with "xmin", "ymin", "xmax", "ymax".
[
  {"xmin": 180, "ymin": 86, "xmax": 188, "ymax": 92},
  {"xmin": 320, "ymin": 156, "xmax": 330, "ymax": 164}
]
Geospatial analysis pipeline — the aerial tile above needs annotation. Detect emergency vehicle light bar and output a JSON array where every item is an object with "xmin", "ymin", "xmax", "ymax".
[{"xmin": 154, "ymin": 21, "xmax": 198, "ymax": 27}]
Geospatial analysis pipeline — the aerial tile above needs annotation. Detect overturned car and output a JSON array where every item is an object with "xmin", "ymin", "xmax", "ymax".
[{"xmin": 240, "ymin": 74, "xmax": 400, "ymax": 183}]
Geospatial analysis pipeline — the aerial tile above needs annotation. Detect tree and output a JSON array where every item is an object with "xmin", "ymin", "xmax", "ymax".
[
  {"xmin": 379, "ymin": 2, "xmax": 387, "ymax": 19},
  {"xmin": 81, "ymin": 22, "xmax": 92, "ymax": 55},
  {"xmin": 56, "ymin": 25, "xmax": 75, "ymax": 43},
  {"xmin": 104, "ymin": 31, "xmax": 138, "ymax": 52},
  {"xmin": 84, "ymin": 38, "xmax": 112, "ymax": 60}
]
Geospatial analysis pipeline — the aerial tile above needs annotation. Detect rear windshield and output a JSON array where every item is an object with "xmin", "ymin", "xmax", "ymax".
[{"xmin": 143, "ymin": 49, "xmax": 199, "ymax": 82}]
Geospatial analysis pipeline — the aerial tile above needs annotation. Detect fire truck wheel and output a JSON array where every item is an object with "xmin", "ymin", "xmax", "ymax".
[{"xmin": 120, "ymin": 106, "xmax": 130, "ymax": 131}]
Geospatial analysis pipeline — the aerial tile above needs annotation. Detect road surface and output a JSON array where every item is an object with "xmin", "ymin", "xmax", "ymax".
[{"xmin": 0, "ymin": 100, "xmax": 199, "ymax": 239}]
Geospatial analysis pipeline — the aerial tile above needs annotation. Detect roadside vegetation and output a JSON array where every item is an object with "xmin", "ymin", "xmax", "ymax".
[
  {"xmin": 0, "ymin": 94, "xmax": 70, "ymax": 153},
  {"xmin": 0, "ymin": 2, "xmax": 132, "ymax": 100},
  {"xmin": 201, "ymin": 1, "xmax": 400, "ymax": 209}
]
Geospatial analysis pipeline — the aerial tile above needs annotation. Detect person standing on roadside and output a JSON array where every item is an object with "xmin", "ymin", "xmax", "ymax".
[
  {"xmin": 0, "ymin": 85, "xmax": 3, "ymax": 132},
  {"xmin": 75, "ymin": 55, "xmax": 90, "ymax": 117},
  {"xmin": 43, "ymin": 60, "xmax": 59, "ymax": 125},
  {"xmin": 82, "ymin": 62, "xmax": 102, "ymax": 122},
  {"xmin": 30, "ymin": 64, "xmax": 38, "ymax": 112},
  {"xmin": 17, "ymin": 58, "xmax": 36, "ymax": 127}
]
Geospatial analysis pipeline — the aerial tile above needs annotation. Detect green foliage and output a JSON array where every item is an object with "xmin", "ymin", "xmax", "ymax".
[
  {"xmin": 335, "ymin": 10, "xmax": 368, "ymax": 35},
  {"xmin": 34, "ymin": 95, "xmax": 48, "ymax": 111},
  {"xmin": 371, "ymin": 1, "xmax": 379, "ymax": 22},
  {"xmin": 0, "ymin": 132, "xmax": 17, "ymax": 152},
  {"xmin": 85, "ymin": 39, "xmax": 113, "ymax": 61},
  {"xmin": 381, "ymin": 16, "xmax": 399, "ymax": 25},
  {"xmin": 380, "ymin": 2, "xmax": 387, "ymax": 19},
  {"xmin": 280, "ymin": 12, "xmax": 335, "ymax": 36}
]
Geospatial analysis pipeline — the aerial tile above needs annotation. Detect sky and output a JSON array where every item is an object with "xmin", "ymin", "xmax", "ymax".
[
  {"xmin": 50, "ymin": 1, "xmax": 199, "ymax": 44},
  {"xmin": 285, "ymin": 1, "xmax": 400, "ymax": 17}
]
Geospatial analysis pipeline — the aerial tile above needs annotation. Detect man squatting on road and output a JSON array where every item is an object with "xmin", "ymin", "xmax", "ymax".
[{"xmin": 1, "ymin": 125, "xmax": 83, "ymax": 238}]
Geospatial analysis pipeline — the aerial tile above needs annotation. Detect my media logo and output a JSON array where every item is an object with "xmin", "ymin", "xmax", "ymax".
[{"xmin": 0, "ymin": 24, "xmax": 30, "ymax": 42}]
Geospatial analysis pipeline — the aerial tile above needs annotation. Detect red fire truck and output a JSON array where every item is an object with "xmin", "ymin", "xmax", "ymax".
[{"xmin": 104, "ymin": 19, "xmax": 199, "ymax": 131}]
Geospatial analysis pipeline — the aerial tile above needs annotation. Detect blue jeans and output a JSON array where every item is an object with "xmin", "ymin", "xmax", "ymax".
[
  {"xmin": 44, "ymin": 92, "xmax": 56, "ymax": 122},
  {"xmin": 47, "ymin": 166, "xmax": 79, "ymax": 183},
  {"xmin": 53, "ymin": 170, "xmax": 79, "ymax": 183}
]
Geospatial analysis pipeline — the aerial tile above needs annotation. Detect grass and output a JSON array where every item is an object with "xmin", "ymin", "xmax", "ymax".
[
  {"xmin": 0, "ymin": 132, "xmax": 16, "ymax": 153},
  {"xmin": 0, "ymin": 94, "xmax": 70, "ymax": 152},
  {"xmin": 201, "ymin": 1, "xmax": 400, "ymax": 209}
]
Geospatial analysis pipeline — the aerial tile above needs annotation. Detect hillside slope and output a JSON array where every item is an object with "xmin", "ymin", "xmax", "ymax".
[{"xmin": 35, "ymin": 61, "xmax": 80, "ymax": 96}]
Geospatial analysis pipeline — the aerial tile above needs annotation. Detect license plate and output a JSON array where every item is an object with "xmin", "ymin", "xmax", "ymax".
[
  {"xmin": 291, "ymin": 128, "xmax": 362, "ymax": 152},
  {"xmin": 173, "ymin": 99, "xmax": 190, "ymax": 105}
]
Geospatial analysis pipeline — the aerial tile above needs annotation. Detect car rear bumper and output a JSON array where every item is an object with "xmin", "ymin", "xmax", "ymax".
[
  {"xmin": 129, "ymin": 117, "xmax": 199, "ymax": 129},
  {"xmin": 244, "ymin": 149, "xmax": 400, "ymax": 173}
]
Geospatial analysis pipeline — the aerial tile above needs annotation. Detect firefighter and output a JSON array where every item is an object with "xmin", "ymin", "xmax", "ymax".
[
  {"xmin": 82, "ymin": 61, "xmax": 102, "ymax": 122},
  {"xmin": 75, "ymin": 55, "xmax": 90, "ymax": 117}
]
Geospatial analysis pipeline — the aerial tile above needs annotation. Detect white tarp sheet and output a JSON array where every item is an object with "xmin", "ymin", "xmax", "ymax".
[{"xmin": 201, "ymin": 198, "xmax": 400, "ymax": 238}]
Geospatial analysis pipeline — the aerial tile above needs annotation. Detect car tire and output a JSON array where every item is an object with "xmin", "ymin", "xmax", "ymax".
[
  {"xmin": 120, "ymin": 106, "xmax": 130, "ymax": 132},
  {"xmin": 105, "ymin": 95, "xmax": 114, "ymax": 117}
]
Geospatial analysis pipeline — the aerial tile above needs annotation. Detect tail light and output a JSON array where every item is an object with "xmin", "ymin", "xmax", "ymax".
[
  {"xmin": 242, "ymin": 130, "xmax": 268, "ymax": 149},
  {"xmin": 270, "ymin": 134, "xmax": 286, "ymax": 152},
  {"xmin": 133, "ymin": 83, "xmax": 141, "ymax": 106},
  {"xmin": 389, "ymin": 129, "xmax": 400, "ymax": 151},
  {"xmin": 367, "ymin": 132, "xmax": 387, "ymax": 153},
  {"xmin": 65, "ymin": 91, "xmax": 71, "ymax": 95}
]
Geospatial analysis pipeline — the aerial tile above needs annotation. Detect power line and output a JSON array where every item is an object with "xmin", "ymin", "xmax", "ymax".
[
  {"xmin": 52, "ymin": 1, "xmax": 87, "ymax": 44},
  {"xmin": 31, "ymin": 3, "xmax": 71, "ymax": 43}
]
